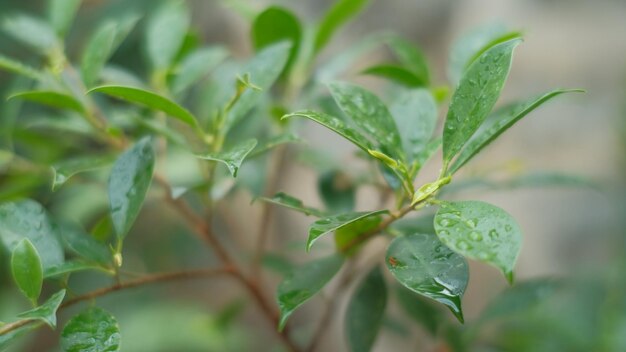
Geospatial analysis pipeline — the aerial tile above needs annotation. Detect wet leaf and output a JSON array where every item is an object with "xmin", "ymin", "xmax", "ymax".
[
  {"xmin": 361, "ymin": 64, "xmax": 425, "ymax": 87},
  {"xmin": 386, "ymin": 36, "xmax": 430, "ymax": 85},
  {"xmin": 434, "ymin": 201, "xmax": 521, "ymax": 282},
  {"xmin": 51, "ymin": 155, "xmax": 114, "ymax": 191},
  {"xmin": 389, "ymin": 89, "xmax": 437, "ymax": 164},
  {"xmin": 346, "ymin": 266, "xmax": 387, "ymax": 352},
  {"xmin": 258, "ymin": 192, "xmax": 325, "ymax": 217},
  {"xmin": 252, "ymin": 6, "xmax": 301, "ymax": 76},
  {"xmin": 307, "ymin": 210, "xmax": 388, "ymax": 252},
  {"xmin": 449, "ymin": 89, "xmax": 584, "ymax": 173},
  {"xmin": 1, "ymin": 13, "xmax": 58, "ymax": 53},
  {"xmin": 442, "ymin": 38, "xmax": 521, "ymax": 165},
  {"xmin": 386, "ymin": 233, "xmax": 468, "ymax": 322},
  {"xmin": 8, "ymin": 91, "xmax": 85, "ymax": 113},
  {"xmin": 48, "ymin": 0, "xmax": 81, "ymax": 37},
  {"xmin": 195, "ymin": 139, "xmax": 257, "ymax": 177},
  {"xmin": 16, "ymin": 289, "xmax": 66, "ymax": 328},
  {"xmin": 318, "ymin": 170, "xmax": 355, "ymax": 213},
  {"xmin": 396, "ymin": 285, "xmax": 443, "ymax": 336},
  {"xmin": 313, "ymin": 0, "xmax": 369, "ymax": 56},
  {"xmin": 277, "ymin": 254, "xmax": 344, "ymax": 330},
  {"xmin": 61, "ymin": 307, "xmax": 121, "ymax": 352},
  {"xmin": 171, "ymin": 46, "xmax": 228, "ymax": 94},
  {"xmin": 146, "ymin": 0, "xmax": 190, "ymax": 70},
  {"xmin": 88, "ymin": 85, "xmax": 198, "ymax": 127},
  {"xmin": 11, "ymin": 239, "xmax": 43, "ymax": 304},
  {"xmin": 109, "ymin": 137, "xmax": 155, "ymax": 240}
]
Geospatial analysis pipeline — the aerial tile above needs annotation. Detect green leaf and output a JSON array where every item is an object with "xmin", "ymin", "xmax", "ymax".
[
  {"xmin": 8, "ymin": 91, "xmax": 85, "ymax": 113},
  {"xmin": 195, "ymin": 139, "xmax": 257, "ymax": 177},
  {"xmin": 252, "ymin": 6, "xmax": 301, "ymax": 76},
  {"xmin": 257, "ymin": 192, "xmax": 325, "ymax": 217},
  {"xmin": 0, "ymin": 321, "xmax": 40, "ymax": 350},
  {"xmin": 386, "ymin": 36, "xmax": 430, "ymax": 85},
  {"xmin": 449, "ymin": 89, "xmax": 584, "ymax": 174},
  {"xmin": 361, "ymin": 64, "xmax": 426, "ymax": 87},
  {"xmin": 109, "ymin": 137, "xmax": 155, "ymax": 240},
  {"xmin": 318, "ymin": 170, "xmax": 355, "ymax": 213},
  {"xmin": 61, "ymin": 307, "xmax": 121, "ymax": 352},
  {"xmin": 313, "ymin": 0, "xmax": 369, "ymax": 56},
  {"xmin": 442, "ymin": 38, "xmax": 522, "ymax": 165},
  {"xmin": 389, "ymin": 89, "xmax": 437, "ymax": 164},
  {"xmin": 345, "ymin": 266, "xmax": 387, "ymax": 352},
  {"xmin": 386, "ymin": 233, "xmax": 468, "ymax": 322},
  {"xmin": 0, "ymin": 54, "xmax": 43, "ymax": 80},
  {"xmin": 11, "ymin": 239, "xmax": 43, "ymax": 304},
  {"xmin": 307, "ymin": 210, "xmax": 388, "ymax": 252},
  {"xmin": 145, "ymin": 0, "xmax": 190, "ymax": 70},
  {"xmin": 283, "ymin": 110, "xmax": 374, "ymax": 152},
  {"xmin": 171, "ymin": 46, "xmax": 228, "ymax": 94},
  {"xmin": 434, "ymin": 201, "xmax": 522, "ymax": 282},
  {"xmin": 58, "ymin": 222, "xmax": 111, "ymax": 266},
  {"xmin": 248, "ymin": 133, "xmax": 303, "ymax": 158},
  {"xmin": 479, "ymin": 278, "xmax": 561, "ymax": 322},
  {"xmin": 396, "ymin": 285, "xmax": 443, "ymax": 336},
  {"xmin": 335, "ymin": 214, "xmax": 382, "ymax": 254},
  {"xmin": 329, "ymin": 82, "xmax": 403, "ymax": 160},
  {"xmin": 1, "ymin": 13, "xmax": 58, "ymax": 53},
  {"xmin": 48, "ymin": 0, "xmax": 81, "ymax": 37},
  {"xmin": 44, "ymin": 261, "xmax": 107, "ymax": 278},
  {"xmin": 277, "ymin": 254, "xmax": 344, "ymax": 331},
  {"xmin": 0, "ymin": 200, "xmax": 64, "ymax": 270},
  {"xmin": 16, "ymin": 289, "xmax": 66, "ymax": 328},
  {"xmin": 51, "ymin": 155, "xmax": 114, "ymax": 191},
  {"xmin": 88, "ymin": 85, "xmax": 198, "ymax": 127}
]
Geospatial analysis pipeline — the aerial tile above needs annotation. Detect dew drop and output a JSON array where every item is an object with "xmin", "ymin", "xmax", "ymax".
[
  {"xmin": 469, "ymin": 231, "xmax": 483, "ymax": 241},
  {"xmin": 489, "ymin": 229, "xmax": 499, "ymax": 240},
  {"xmin": 456, "ymin": 240, "xmax": 471, "ymax": 250},
  {"xmin": 505, "ymin": 224, "xmax": 513, "ymax": 232}
]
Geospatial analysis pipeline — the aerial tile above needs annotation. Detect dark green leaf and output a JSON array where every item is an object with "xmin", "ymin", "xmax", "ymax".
[
  {"xmin": 51, "ymin": 155, "xmax": 114, "ymax": 191},
  {"xmin": 48, "ymin": 0, "xmax": 81, "ymax": 37},
  {"xmin": 1, "ymin": 13, "xmax": 58, "ymax": 53},
  {"xmin": 335, "ymin": 214, "xmax": 382, "ymax": 254},
  {"xmin": 8, "ymin": 91, "xmax": 85, "ymax": 113},
  {"xmin": 313, "ymin": 0, "xmax": 369, "ymax": 55},
  {"xmin": 16, "ymin": 289, "xmax": 66, "ymax": 328},
  {"xmin": 44, "ymin": 261, "xmax": 107, "ymax": 278},
  {"xmin": 386, "ymin": 233, "xmax": 468, "ymax": 322},
  {"xmin": 389, "ymin": 89, "xmax": 437, "ymax": 163},
  {"xmin": 248, "ymin": 133, "xmax": 303, "ymax": 158},
  {"xmin": 258, "ymin": 192, "xmax": 325, "ymax": 217},
  {"xmin": 88, "ymin": 85, "xmax": 198, "ymax": 127},
  {"xmin": 0, "ymin": 54, "xmax": 43, "ymax": 80},
  {"xmin": 361, "ymin": 64, "xmax": 425, "ymax": 87},
  {"xmin": 449, "ymin": 89, "xmax": 584, "ymax": 173},
  {"xmin": 252, "ymin": 6, "xmax": 301, "ymax": 75},
  {"xmin": 308, "ymin": 210, "xmax": 388, "ymax": 252},
  {"xmin": 195, "ymin": 139, "xmax": 257, "ymax": 177},
  {"xmin": 0, "ymin": 200, "xmax": 64, "ymax": 270},
  {"xmin": 318, "ymin": 170, "xmax": 356, "ymax": 213},
  {"xmin": 11, "ymin": 239, "xmax": 43, "ymax": 303},
  {"xmin": 171, "ymin": 47, "xmax": 228, "ymax": 94},
  {"xmin": 434, "ymin": 201, "xmax": 521, "ymax": 282},
  {"xmin": 386, "ymin": 36, "xmax": 430, "ymax": 85},
  {"xmin": 146, "ymin": 0, "xmax": 190, "ymax": 70},
  {"xmin": 58, "ymin": 222, "xmax": 111, "ymax": 266},
  {"xmin": 442, "ymin": 38, "xmax": 522, "ymax": 165},
  {"xmin": 109, "ymin": 137, "xmax": 155, "ymax": 239},
  {"xmin": 262, "ymin": 253, "xmax": 293, "ymax": 276},
  {"xmin": 277, "ymin": 254, "xmax": 344, "ymax": 330},
  {"xmin": 329, "ymin": 82, "xmax": 403, "ymax": 159},
  {"xmin": 61, "ymin": 307, "xmax": 121, "ymax": 352},
  {"xmin": 396, "ymin": 285, "xmax": 443, "ymax": 336},
  {"xmin": 346, "ymin": 266, "xmax": 387, "ymax": 352}
]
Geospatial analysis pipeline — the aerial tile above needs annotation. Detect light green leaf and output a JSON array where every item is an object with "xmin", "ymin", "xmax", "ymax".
[
  {"xmin": 248, "ymin": 133, "xmax": 303, "ymax": 158},
  {"xmin": 442, "ymin": 38, "xmax": 522, "ymax": 164},
  {"xmin": 386, "ymin": 36, "xmax": 430, "ymax": 85},
  {"xmin": 307, "ymin": 210, "xmax": 388, "ymax": 252},
  {"xmin": 389, "ymin": 89, "xmax": 437, "ymax": 164},
  {"xmin": 8, "ymin": 91, "xmax": 85, "ymax": 113},
  {"xmin": 171, "ymin": 47, "xmax": 228, "ymax": 94},
  {"xmin": 11, "ymin": 239, "xmax": 43, "ymax": 304},
  {"xmin": 361, "ymin": 64, "xmax": 426, "ymax": 87},
  {"xmin": 58, "ymin": 222, "xmax": 111, "ymax": 266},
  {"xmin": 318, "ymin": 170, "xmax": 355, "ymax": 213},
  {"xmin": 346, "ymin": 266, "xmax": 387, "ymax": 352},
  {"xmin": 0, "ymin": 200, "xmax": 64, "ymax": 270},
  {"xmin": 16, "ymin": 289, "xmax": 66, "ymax": 328},
  {"xmin": 258, "ymin": 192, "xmax": 325, "ymax": 217},
  {"xmin": 313, "ymin": 0, "xmax": 369, "ymax": 56},
  {"xmin": 277, "ymin": 254, "xmax": 344, "ymax": 331},
  {"xmin": 109, "ymin": 137, "xmax": 155, "ymax": 239},
  {"xmin": 282, "ymin": 110, "xmax": 374, "ymax": 152},
  {"xmin": 0, "ymin": 54, "xmax": 43, "ymax": 80},
  {"xmin": 61, "ymin": 307, "xmax": 121, "ymax": 352},
  {"xmin": 434, "ymin": 201, "xmax": 521, "ymax": 282},
  {"xmin": 396, "ymin": 285, "xmax": 443, "ymax": 336},
  {"xmin": 252, "ymin": 6, "xmax": 301, "ymax": 75},
  {"xmin": 48, "ymin": 0, "xmax": 81, "ymax": 37},
  {"xmin": 195, "ymin": 139, "xmax": 257, "ymax": 177},
  {"xmin": 146, "ymin": 0, "xmax": 190, "ymax": 70},
  {"xmin": 386, "ymin": 233, "xmax": 468, "ymax": 322},
  {"xmin": 88, "ymin": 85, "xmax": 198, "ymax": 127},
  {"xmin": 1, "ymin": 13, "xmax": 58, "ymax": 53},
  {"xmin": 51, "ymin": 155, "xmax": 114, "ymax": 191},
  {"xmin": 44, "ymin": 261, "xmax": 107, "ymax": 278},
  {"xmin": 449, "ymin": 89, "xmax": 584, "ymax": 173},
  {"xmin": 329, "ymin": 82, "xmax": 403, "ymax": 160}
]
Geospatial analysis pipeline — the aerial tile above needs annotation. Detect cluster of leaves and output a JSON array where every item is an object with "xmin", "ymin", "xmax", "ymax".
[{"xmin": 0, "ymin": 0, "xmax": 586, "ymax": 351}]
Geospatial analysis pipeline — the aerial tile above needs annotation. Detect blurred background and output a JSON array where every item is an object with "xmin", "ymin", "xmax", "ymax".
[{"xmin": 0, "ymin": 0, "xmax": 625, "ymax": 351}]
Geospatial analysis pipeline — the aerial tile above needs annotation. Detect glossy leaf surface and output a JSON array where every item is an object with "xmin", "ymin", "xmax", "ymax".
[
  {"xmin": 434, "ymin": 201, "xmax": 521, "ymax": 282},
  {"xmin": 307, "ymin": 210, "xmax": 388, "ymax": 252},
  {"xmin": 389, "ymin": 89, "xmax": 437, "ymax": 163},
  {"xmin": 258, "ymin": 192, "xmax": 325, "ymax": 217},
  {"xmin": 346, "ymin": 266, "xmax": 387, "ymax": 352},
  {"xmin": 386, "ymin": 233, "xmax": 468, "ymax": 322},
  {"xmin": 145, "ymin": 0, "xmax": 190, "ymax": 70},
  {"xmin": 109, "ymin": 137, "xmax": 155, "ymax": 239},
  {"xmin": 195, "ymin": 139, "xmax": 257, "ymax": 177},
  {"xmin": 8, "ymin": 91, "xmax": 85, "ymax": 113},
  {"xmin": 11, "ymin": 239, "xmax": 43, "ymax": 303},
  {"xmin": 61, "ymin": 307, "xmax": 121, "ymax": 352},
  {"xmin": 313, "ymin": 0, "xmax": 369, "ymax": 55},
  {"xmin": 442, "ymin": 38, "xmax": 521, "ymax": 164},
  {"xmin": 277, "ymin": 254, "xmax": 344, "ymax": 330},
  {"xmin": 16, "ymin": 289, "xmax": 66, "ymax": 328}
]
